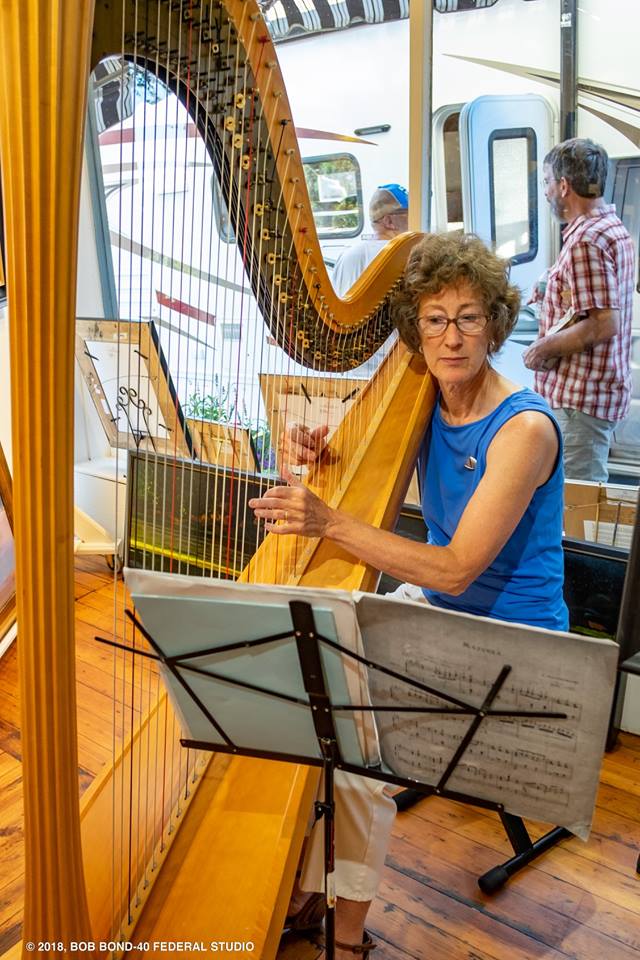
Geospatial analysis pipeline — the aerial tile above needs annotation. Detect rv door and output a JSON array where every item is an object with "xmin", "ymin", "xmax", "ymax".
[{"xmin": 459, "ymin": 94, "xmax": 556, "ymax": 297}]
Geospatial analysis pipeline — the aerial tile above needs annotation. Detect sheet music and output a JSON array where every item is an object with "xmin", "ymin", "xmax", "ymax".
[
  {"xmin": 126, "ymin": 571, "xmax": 617, "ymax": 841},
  {"xmin": 355, "ymin": 594, "xmax": 618, "ymax": 839},
  {"xmin": 126, "ymin": 570, "xmax": 380, "ymax": 766}
]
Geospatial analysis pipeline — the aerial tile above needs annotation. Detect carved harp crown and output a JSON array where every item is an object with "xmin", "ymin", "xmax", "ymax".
[{"xmin": 0, "ymin": 0, "xmax": 434, "ymax": 955}]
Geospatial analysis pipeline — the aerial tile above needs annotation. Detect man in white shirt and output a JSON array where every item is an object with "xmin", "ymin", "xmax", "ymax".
[{"xmin": 332, "ymin": 183, "xmax": 409, "ymax": 296}]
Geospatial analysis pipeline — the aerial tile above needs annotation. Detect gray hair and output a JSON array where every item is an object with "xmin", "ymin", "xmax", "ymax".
[
  {"xmin": 544, "ymin": 138, "xmax": 608, "ymax": 198},
  {"xmin": 369, "ymin": 188, "xmax": 405, "ymax": 223}
]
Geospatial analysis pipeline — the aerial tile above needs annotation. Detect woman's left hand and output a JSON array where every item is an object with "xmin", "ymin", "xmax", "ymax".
[{"xmin": 248, "ymin": 470, "xmax": 335, "ymax": 538}]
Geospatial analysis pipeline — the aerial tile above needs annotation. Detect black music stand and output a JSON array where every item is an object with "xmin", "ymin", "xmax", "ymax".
[{"xmin": 97, "ymin": 593, "xmax": 582, "ymax": 957}]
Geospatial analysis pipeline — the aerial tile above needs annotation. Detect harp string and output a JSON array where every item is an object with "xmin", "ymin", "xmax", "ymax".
[
  {"xmin": 92, "ymin": 0, "xmax": 410, "ymax": 941},
  {"xmin": 227, "ymin": 15, "xmax": 258, "ymax": 577}
]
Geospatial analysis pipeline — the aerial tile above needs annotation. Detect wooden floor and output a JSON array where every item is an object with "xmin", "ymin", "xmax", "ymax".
[{"xmin": 1, "ymin": 556, "xmax": 639, "ymax": 958}]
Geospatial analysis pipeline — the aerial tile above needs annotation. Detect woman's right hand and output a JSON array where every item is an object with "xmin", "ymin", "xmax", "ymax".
[{"xmin": 280, "ymin": 423, "xmax": 330, "ymax": 468}]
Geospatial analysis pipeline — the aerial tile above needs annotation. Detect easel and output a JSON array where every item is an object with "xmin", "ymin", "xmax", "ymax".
[{"xmin": 98, "ymin": 597, "xmax": 573, "ymax": 958}]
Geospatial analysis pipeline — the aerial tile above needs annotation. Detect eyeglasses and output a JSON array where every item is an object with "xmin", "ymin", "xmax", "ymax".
[
  {"xmin": 417, "ymin": 314, "xmax": 489, "ymax": 337},
  {"xmin": 542, "ymin": 177, "xmax": 558, "ymax": 187}
]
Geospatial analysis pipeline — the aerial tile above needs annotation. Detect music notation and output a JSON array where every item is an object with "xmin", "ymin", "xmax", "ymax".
[{"xmin": 354, "ymin": 593, "xmax": 618, "ymax": 839}]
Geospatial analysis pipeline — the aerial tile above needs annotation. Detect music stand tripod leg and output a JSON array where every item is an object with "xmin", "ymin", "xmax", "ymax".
[
  {"xmin": 290, "ymin": 600, "xmax": 341, "ymax": 960},
  {"xmin": 392, "ymin": 787, "xmax": 427, "ymax": 811},
  {"xmin": 313, "ymin": 756, "xmax": 337, "ymax": 960},
  {"xmin": 478, "ymin": 815, "xmax": 572, "ymax": 894}
]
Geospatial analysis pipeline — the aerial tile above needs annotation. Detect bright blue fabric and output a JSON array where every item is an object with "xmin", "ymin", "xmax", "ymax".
[{"xmin": 418, "ymin": 388, "xmax": 569, "ymax": 631}]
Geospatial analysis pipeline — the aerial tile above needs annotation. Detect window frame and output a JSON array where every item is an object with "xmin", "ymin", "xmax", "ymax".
[
  {"xmin": 301, "ymin": 152, "xmax": 364, "ymax": 240},
  {"xmin": 610, "ymin": 158, "xmax": 640, "ymax": 296},
  {"xmin": 488, "ymin": 126, "xmax": 538, "ymax": 266}
]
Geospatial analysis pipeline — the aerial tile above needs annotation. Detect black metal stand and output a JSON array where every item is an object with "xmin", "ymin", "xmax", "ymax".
[
  {"xmin": 478, "ymin": 816, "xmax": 572, "ymax": 893},
  {"xmin": 291, "ymin": 600, "xmax": 338, "ymax": 958},
  {"xmin": 392, "ymin": 787, "xmax": 573, "ymax": 892},
  {"xmin": 96, "ymin": 599, "xmax": 571, "ymax": 951}
]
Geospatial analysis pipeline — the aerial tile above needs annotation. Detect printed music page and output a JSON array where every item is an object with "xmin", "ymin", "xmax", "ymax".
[{"xmin": 355, "ymin": 593, "xmax": 618, "ymax": 839}]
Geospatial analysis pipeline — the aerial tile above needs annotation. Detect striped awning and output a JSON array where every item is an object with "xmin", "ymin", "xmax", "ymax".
[
  {"xmin": 92, "ymin": 57, "xmax": 138, "ymax": 135},
  {"xmin": 261, "ymin": 0, "xmax": 536, "ymax": 42}
]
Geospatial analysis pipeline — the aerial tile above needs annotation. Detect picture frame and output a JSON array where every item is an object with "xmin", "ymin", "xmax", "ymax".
[
  {"xmin": 258, "ymin": 372, "xmax": 420, "ymax": 502},
  {"xmin": 186, "ymin": 419, "xmax": 259, "ymax": 472},
  {"xmin": 75, "ymin": 318, "xmax": 193, "ymax": 459}
]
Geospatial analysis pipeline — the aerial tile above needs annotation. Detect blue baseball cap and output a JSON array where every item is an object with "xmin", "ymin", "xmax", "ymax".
[{"xmin": 377, "ymin": 183, "xmax": 409, "ymax": 209}]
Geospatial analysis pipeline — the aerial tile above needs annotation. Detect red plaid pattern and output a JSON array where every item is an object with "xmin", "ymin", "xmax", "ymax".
[{"xmin": 533, "ymin": 205, "xmax": 634, "ymax": 422}]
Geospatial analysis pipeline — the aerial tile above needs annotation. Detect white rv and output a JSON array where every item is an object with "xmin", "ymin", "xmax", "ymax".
[
  {"xmin": 64, "ymin": 0, "xmax": 640, "ymax": 475},
  {"xmin": 274, "ymin": 0, "xmax": 640, "ymax": 466}
]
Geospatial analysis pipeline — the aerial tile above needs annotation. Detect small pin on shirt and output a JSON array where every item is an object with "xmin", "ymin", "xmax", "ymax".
[{"xmin": 464, "ymin": 456, "xmax": 477, "ymax": 471}]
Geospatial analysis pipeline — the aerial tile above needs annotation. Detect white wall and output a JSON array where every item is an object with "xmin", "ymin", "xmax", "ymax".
[{"xmin": 75, "ymin": 152, "xmax": 113, "ymax": 464}]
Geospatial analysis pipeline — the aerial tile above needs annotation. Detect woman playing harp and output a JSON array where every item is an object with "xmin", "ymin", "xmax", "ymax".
[{"xmin": 250, "ymin": 232, "xmax": 569, "ymax": 956}]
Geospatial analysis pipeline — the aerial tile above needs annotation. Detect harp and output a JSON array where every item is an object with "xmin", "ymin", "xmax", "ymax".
[{"xmin": 0, "ymin": 0, "xmax": 434, "ymax": 954}]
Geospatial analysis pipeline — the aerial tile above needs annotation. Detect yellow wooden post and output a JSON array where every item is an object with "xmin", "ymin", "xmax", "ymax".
[
  {"xmin": 409, "ymin": 0, "xmax": 434, "ymax": 232},
  {"xmin": 0, "ymin": 1, "xmax": 96, "ymax": 951}
]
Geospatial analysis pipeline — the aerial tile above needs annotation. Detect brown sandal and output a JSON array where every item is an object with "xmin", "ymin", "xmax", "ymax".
[
  {"xmin": 284, "ymin": 891, "xmax": 326, "ymax": 932},
  {"xmin": 335, "ymin": 932, "xmax": 376, "ymax": 954},
  {"xmin": 315, "ymin": 932, "xmax": 376, "ymax": 956}
]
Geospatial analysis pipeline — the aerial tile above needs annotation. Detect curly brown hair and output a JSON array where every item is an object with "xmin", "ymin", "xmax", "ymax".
[{"xmin": 393, "ymin": 233, "xmax": 521, "ymax": 357}]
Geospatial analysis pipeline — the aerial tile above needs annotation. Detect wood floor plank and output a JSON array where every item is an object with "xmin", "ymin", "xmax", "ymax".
[
  {"xmin": 386, "ymin": 830, "xmax": 640, "ymax": 956},
  {"xmin": 396, "ymin": 804, "xmax": 640, "ymax": 914},
  {"xmin": 374, "ymin": 871, "xmax": 571, "ymax": 960}
]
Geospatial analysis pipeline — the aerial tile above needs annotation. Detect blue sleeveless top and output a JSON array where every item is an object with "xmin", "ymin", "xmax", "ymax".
[{"xmin": 418, "ymin": 388, "xmax": 569, "ymax": 631}]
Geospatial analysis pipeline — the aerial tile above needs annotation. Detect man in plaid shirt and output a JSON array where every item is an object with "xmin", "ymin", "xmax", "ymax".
[{"xmin": 523, "ymin": 138, "xmax": 634, "ymax": 481}]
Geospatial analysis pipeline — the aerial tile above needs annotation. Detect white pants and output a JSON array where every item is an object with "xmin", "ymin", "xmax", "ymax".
[{"xmin": 300, "ymin": 583, "xmax": 429, "ymax": 901}]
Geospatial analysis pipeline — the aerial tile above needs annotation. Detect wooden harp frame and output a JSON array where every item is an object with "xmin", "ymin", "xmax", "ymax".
[{"xmin": 0, "ymin": 0, "xmax": 434, "ymax": 954}]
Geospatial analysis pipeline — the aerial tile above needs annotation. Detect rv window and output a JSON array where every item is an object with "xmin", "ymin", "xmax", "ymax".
[
  {"xmin": 488, "ymin": 128, "xmax": 537, "ymax": 264},
  {"xmin": 443, "ymin": 112, "xmax": 463, "ymax": 229},
  {"xmin": 611, "ymin": 160, "xmax": 640, "ymax": 291},
  {"xmin": 620, "ymin": 165, "xmax": 640, "ymax": 252},
  {"xmin": 302, "ymin": 154, "xmax": 364, "ymax": 239}
]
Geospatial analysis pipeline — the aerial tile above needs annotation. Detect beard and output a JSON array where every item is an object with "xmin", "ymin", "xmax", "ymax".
[{"xmin": 549, "ymin": 196, "xmax": 567, "ymax": 222}]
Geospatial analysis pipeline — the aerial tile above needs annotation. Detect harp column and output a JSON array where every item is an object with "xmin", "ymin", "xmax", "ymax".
[{"xmin": 0, "ymin": 0, "xmax": 95, "ymax": 950}]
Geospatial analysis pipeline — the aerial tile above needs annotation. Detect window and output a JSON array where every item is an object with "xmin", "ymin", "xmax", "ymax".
[
  {"xmin": 302, "ymin": 154, "xmax": 363, "ymax": 239},
  {"xmin": 443, "ymin": 112, "xmax": 463, "ymax": 229},
  {"xmin": 488, "ymin": 128, "xmax": 537, "ymax": 264},
  {"xmin": 620, "ymin": 166, "xmax": 640, "ymax": 258},
  {"xmin": 221, "ymin": 323, "xmax": 242, "ymax": 341},
  {"xmin": 611, "ymin": 159, "xmax": 640, "ymax": 308}
]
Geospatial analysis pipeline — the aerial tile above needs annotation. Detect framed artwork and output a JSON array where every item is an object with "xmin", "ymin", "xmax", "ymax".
[
  {"xmin": 258, "ymin": 373, "xmax": 420, "ymax": 501},
  {"xmin": 126, "ymin": 452, "xmax": 266, "ymax": 579},
  {"xmin": 75, "ymin": 318, "xmax": 193, "ymax": 459},
  {"xmin": 0, "ymin": 440, "xmax": 16, "ymax": 651},
  {"xmin": 186, "ymin": 419, "xmax": 258, "ymax": 472},
  {"xmin": 259, "ymin": 373, "xmax": 364, "ymax": 450}
]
